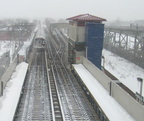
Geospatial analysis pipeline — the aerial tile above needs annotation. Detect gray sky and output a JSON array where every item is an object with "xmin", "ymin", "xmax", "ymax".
[{"xmin": 0, "ymin": 0, "xmax": 143, "ymax": 21}]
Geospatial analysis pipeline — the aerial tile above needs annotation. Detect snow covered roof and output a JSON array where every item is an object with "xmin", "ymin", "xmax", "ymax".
[
  {"xmin": 67, "ymin": 14, "xmax": 106, "ymax": 22},
  {"xmin": 35, "ymin": 27, "xmax": 45, "ymax": 40}
]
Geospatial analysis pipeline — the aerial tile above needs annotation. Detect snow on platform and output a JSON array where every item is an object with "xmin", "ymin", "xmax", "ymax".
[
  {"xmin": 0, "ymin": 62, "xmax": 28, "ymax": 121},
  {"xmin": 73, "ymin": 64, "xmax": 135, "ymax": 121}
]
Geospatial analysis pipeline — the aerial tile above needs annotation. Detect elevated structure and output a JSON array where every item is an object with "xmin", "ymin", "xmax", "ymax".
[
  {"xmin": 104, "ymin": 26, "xmax": 144, "ymax": 68},
  {"xmin": 67, "ymin": 14, "xmax": 106, "ymax": 69},
  {"xmin": 72, "ymin": 57, "xmax": 144, "ymax": 121}
]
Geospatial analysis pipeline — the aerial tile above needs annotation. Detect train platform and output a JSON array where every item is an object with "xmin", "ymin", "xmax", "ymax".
[
  {"xmin": 0, "ymin": 62, "xmax": 28, "ymax": 121},
  {"xmin": 72, "ymin": 63, "xmax": 135, "ymax": 121}
]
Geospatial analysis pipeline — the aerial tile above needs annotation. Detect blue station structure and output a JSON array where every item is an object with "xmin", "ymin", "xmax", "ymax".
[{"xmin": 67, "ymin": 14, "xmax": 106, "ymax": 69}]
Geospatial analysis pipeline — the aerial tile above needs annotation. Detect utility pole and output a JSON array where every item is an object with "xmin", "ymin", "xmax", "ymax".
[{"xmin": 137, "ymin": 77, "xmax": 143, "ymax": 96}]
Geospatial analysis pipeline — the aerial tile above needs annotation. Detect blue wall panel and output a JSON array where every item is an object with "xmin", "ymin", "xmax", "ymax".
[{"xmin": 86, "ymin": 23, "xmax": 104, "ymax": 69}]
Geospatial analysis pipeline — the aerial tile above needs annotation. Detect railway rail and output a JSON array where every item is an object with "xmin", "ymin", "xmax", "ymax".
[
  {"xmin": 14, "ymin": 30, "xmax": 64, "ymax": 121},
  {"xmin": 14, "ymin": 48, "xmax": 52, "ymax": 121},
  {"xmin": 45, "ymin": 53, "xmax": 64, "ymax": 121},
  {"xmin": 13, "ymin": 26, "xmax": 100, "ymax": 121},
  {"xmin": 46, "ymin": 28, "xmax": 100, "ymax": 121}
]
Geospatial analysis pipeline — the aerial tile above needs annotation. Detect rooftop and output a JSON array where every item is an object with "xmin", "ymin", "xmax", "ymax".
[{"xmin": 67, "ymin": 14, "xmax": 106, "ymax": 22}]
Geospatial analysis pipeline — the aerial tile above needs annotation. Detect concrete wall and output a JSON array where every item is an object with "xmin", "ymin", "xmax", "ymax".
[
  {"xmin": 68, "ymin": 22, "xmax": 85, "ymax": 43},
  {"xmin": 77, "ymin": 26, "xmax": 85, "ymax": 42},
  {"xmin": 51, "ymin": 23, "xmax": 69, "ymax": 29},
  {"xmin": 0, "ymin": 57, "xmax": 17, "ymax": 96},
  {"xmin": 82, "ymin": 57, "xmax": 112, "ymax": 92},
  {"xmin": 75, "ymin": 51, "xmax": 85, "ymax": 64},
  {"xmin": 0, "ymin": 51, "xmax": 10, "ymax": 79},
  {"xmin": 80, "ymin": 57, "xmax": 144, "ymax": 121},
  {"xmin": 68, "ymin": 22, "xmax": 77, "ymax": 42},
  {"xmin": 112, "ymin": 83, "xmax": 144, "ymax": 121}
]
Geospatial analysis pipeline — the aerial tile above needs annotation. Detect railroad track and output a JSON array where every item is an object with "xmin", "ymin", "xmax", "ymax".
[
  {"xmin": 14, "ymin": 48, "xmax": 52, "ymax": 121},
  {"xmin": 46, "ymin": 28, "xmax": 100, "ymax": 121},
  {"xmin": 45, "ymin": 53, "xmax": 64, "ymax": 121},
  {"xmin": 14, "ymin": 27, "xmax": 100, "ymax": 121}
]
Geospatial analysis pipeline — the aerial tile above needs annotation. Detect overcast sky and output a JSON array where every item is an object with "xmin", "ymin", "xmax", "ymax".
[{"xmin": 0, "ymin": 0, "xmax": 143, "ymax": 21}]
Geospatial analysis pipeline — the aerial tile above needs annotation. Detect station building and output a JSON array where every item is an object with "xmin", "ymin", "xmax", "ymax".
[{"xmin": 67, "ymin": 14, "xmax": 106, "ymax": 69}]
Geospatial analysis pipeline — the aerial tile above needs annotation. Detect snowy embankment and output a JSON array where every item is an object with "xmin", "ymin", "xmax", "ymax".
[
  {"xmin": 102, "ymin": 49, "xmax": 144, "ymax": 96},
  {"xmin": 18, "ymin": 27, "xmax": 37, "ymax": 56},
  {"xmin": 0, "ymin": 62, "xmax": 28, "ymax": 121},
  {"xmin": 0, "ymin": 41, "xmax": 15, "ymax": 57},
  {"xmin": 0, "ymin": 26, "xmax": 38, "ymax": 59}
]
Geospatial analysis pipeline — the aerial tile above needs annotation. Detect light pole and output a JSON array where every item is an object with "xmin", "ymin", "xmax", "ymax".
[
  {"xmin": 137, "ymin": 77, "xmax": 143, "ymax": 96},
  {"xmin": 102, "ymin": 56, "xmax": 105, "ymax": 70}
]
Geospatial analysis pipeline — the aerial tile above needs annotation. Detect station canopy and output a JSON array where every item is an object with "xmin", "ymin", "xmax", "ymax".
[{"xmin": 67, "ymin": 14, "xmax": 106, "ymax": 22}]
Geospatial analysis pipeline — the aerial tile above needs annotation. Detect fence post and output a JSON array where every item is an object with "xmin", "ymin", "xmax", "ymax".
[{"xmin": 0, "ymin": 81, "xmax": 3, "ymax": 96}]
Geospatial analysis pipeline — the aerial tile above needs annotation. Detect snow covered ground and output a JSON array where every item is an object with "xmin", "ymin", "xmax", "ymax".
[
  {"xmin": 0, "ymin": 41, "xmax": 15, "ymax": 57},
  {"xmin": 0, "ymin": 26, "xmax": 37, "ymax": 59},
  {"xmin": 102, "ymin": 49, "xmax": 144, "ymax": 97}
]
